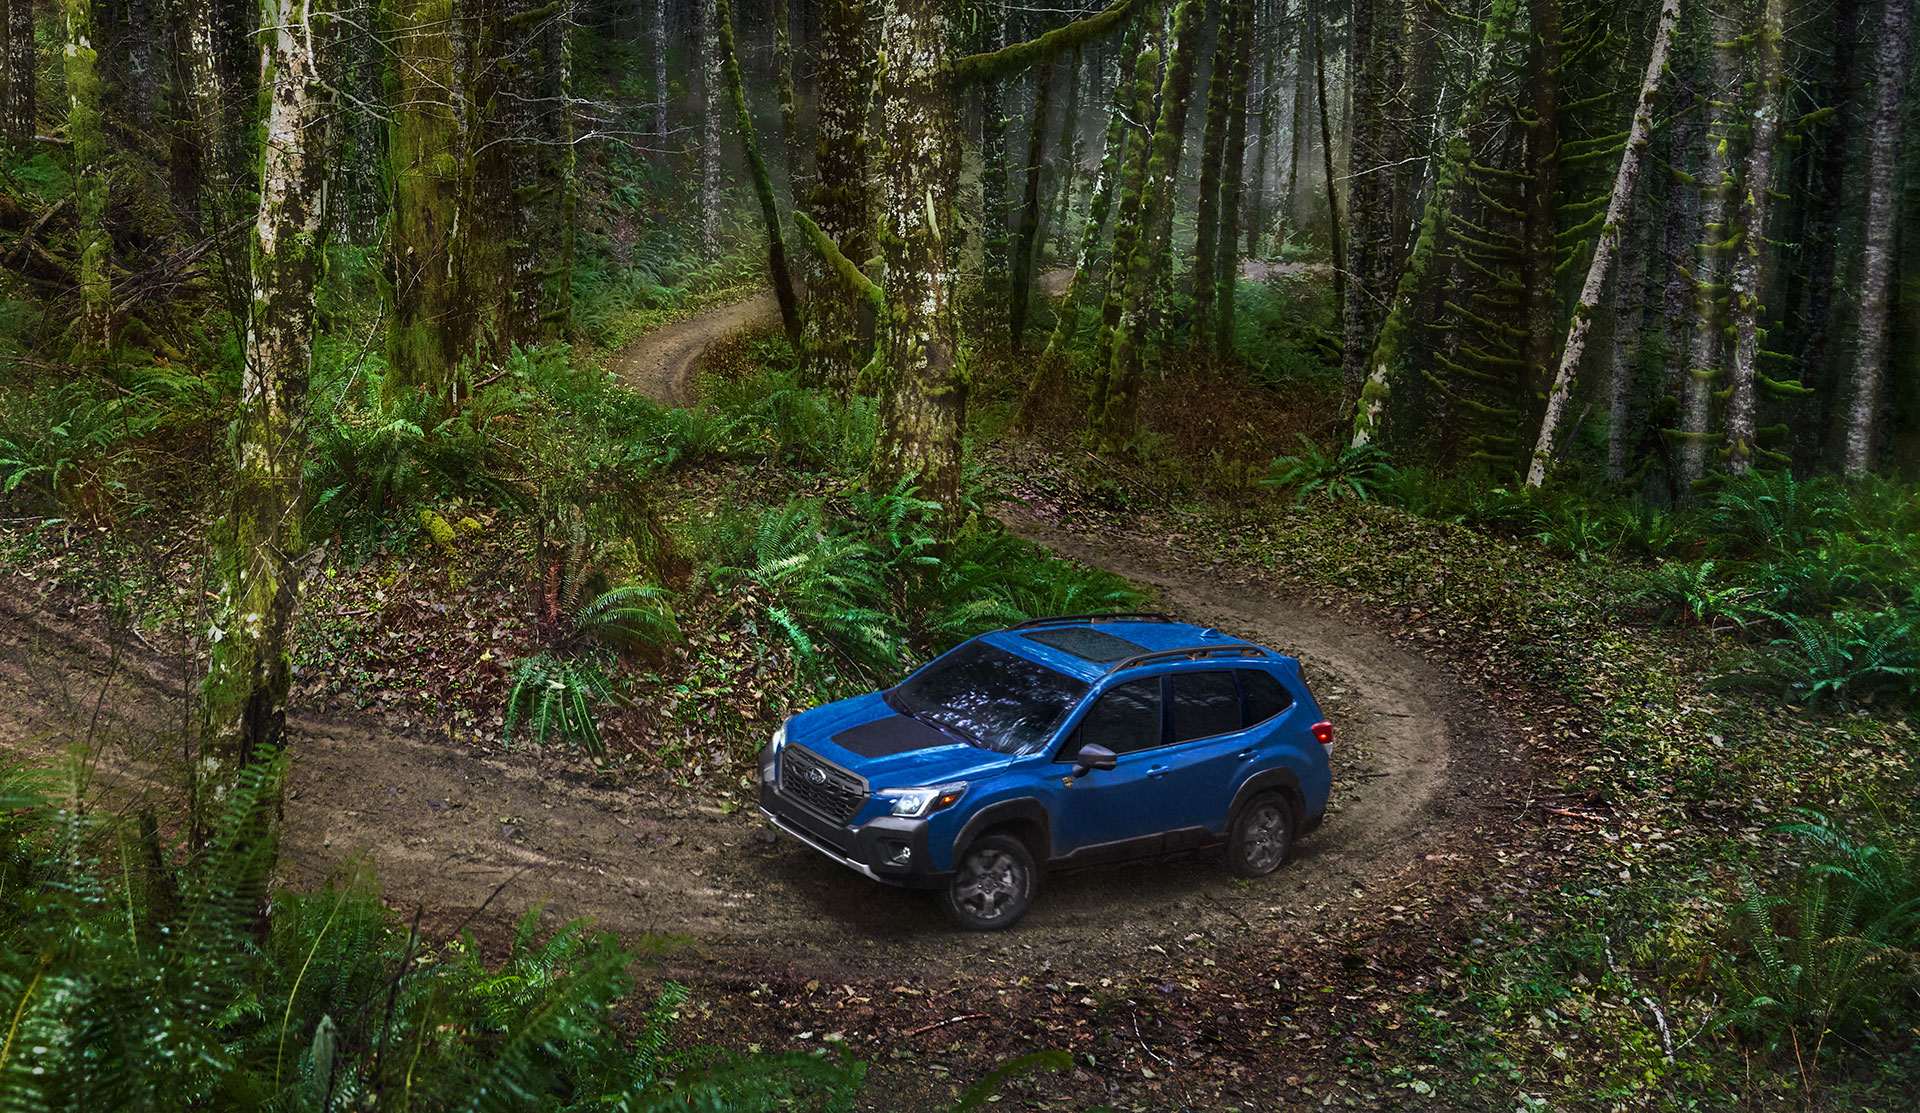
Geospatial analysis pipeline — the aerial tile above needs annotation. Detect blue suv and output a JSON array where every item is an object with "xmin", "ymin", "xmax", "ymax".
[{"xmin": 757, "ymin": 613, "xmax": 1333, "ymax": 930}]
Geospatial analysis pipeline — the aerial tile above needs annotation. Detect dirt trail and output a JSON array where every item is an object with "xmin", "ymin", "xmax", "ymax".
[
  {"xmin": 605, "ymin": 291, "xmax": 782, "ymax": 405},
  {"xmin": 0, "ymin": 295, "xmax": 1507, "ymax": 984}
]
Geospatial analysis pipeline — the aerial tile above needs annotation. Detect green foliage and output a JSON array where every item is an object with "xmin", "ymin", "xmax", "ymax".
[
  {"xmin": 306, "ymin": 388, "xmax": 517, "ymax": 547},
  {"xmin": 505, "ymin": 650, "xmax": 619, "ymax": 756},
  {"xmin": 1724, "ymin": 815, "xmax": 1920, "ymax": 1050},
  {"xmin": 1632, "ymin": 560, "xmax": 1764, "ymax": 632},
  {"xmin": 0, "ymin": 755, "xmax": 900, "ymax": 1111},
  {"xmin": 1739, "ymin": 609, "xmax": 1917, "ymax": 706},
  {"xmin": 0, "ymin": 379, "xmax": 163, "ymax": 512},
  {"xmin": 1259, "ymin": 434, "xmax": 1396, "ymax": 503},
  {"xmin": 569, "ymin": 583, "xmax": 681, "ymax": 654},
  {"xmin": 694, "ymin": 497, "xmax": 900, "ymax": 681}
]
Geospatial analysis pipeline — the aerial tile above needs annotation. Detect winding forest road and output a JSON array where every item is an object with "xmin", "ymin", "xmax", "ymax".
[{"xmin": 0, "ymin": 291, "xmax": 1508, "ymax": 985}]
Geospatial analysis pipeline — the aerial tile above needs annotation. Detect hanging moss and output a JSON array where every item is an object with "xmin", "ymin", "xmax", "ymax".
[{"xmin": 718, "ymin": 0, "xmax": 801, "ymax": 346}]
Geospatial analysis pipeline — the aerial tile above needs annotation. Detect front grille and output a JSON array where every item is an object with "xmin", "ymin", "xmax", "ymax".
[{"xmin": 780, "ymin": 745, "xmax": 868, "ymax": 825}]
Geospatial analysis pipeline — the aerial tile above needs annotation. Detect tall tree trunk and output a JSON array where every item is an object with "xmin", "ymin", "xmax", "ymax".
[
  {"xmin": 1016, "ymin": 26, "xmax": 1137, "ymax": 427},
  {"xmin": 1793, "ymin": 0, "xmax": 1858, "ymax": 465},
  {"xmin": 1843, "ymin": 0, "xmax": 1912, "ymax": 474},
  {"xmin": 870, "ymin": 0, "xmax": 965, "ymax": 507},
  {"xmin": 6, "ymin": 0, "xmax": 30, "ymax": 142},
  {"xmin": 383, "ymin": 0, "xmax": 462, "ymax": 400},
  {"xmin": 1048, "ymin": 48, "xmax": 1085, "ymax": 262},
  {"xmin": 1605, "ymin": 207, "xmax": 1651, "ymax": 482},
  {"xmin": 64, "ymin": 0, "xmax": 110, "ymax": 357},
  {"xmin": 719, "ymin": 0, "xmax": 802, "ymax": 345},
  {"xmin": 978, "ymin": 0, "xmax": 1010, "ymax": 337},
  {"xmin": 773, "ymin": 0, "xmax": 804, "ymax": 193},
  {"xmin": 1723, "ymin": 0, "xmax": 1786, "ymax": 475},
  {"xmin": 1338, "ymin": 0, "xmax": 1382, "ymax": 404},
  {"xmin": 1526, "ymin": 0, "xmax": 1679, "ymax": 487},
  {"xmin": 797, "ymin": 0, "xmax": 874, "ymax": 393},
  {"xmin": 651, "ymin": 0, "xmax": 667, "ymax": 141},
  {"xmin": 1677, "ymin": 0, "xmax": 1739, "ymax": 489},
  {"xmin": 1094, "ymin": 0, "xmax": 1201, "ymax": 453},
  {"xmin": 699, "ymin": 0, "xmax": 721, "ymax": 254},
  {"xmin": 1214, "ymin": 0, "xmax": 1253, "ymax": 356},
  {"xmin": 1193, "ymin": 0, "xmax": 1239, "ymax": 348},
  {"xmin": 200, "ymin": 0, "xmax": 330, "ymax": 846},
  {"xmin": 1285, "ymin": 17, "xmax": 1303, "ymax": 231},
  {"xmin": 1516, "ymin": 0, "xmax": 1562, "ymax": 465},
  {"xmin": 1087, "ymin": 40, "xmax": 1160, "ymax": 425},
  {"xmin": 1009, "ymin": 58, "xmax": 1055, "ymax": 350},
  {"xmin": 1310, "ymin": 0, "xmax": 1343, "ymax": 324},
  {"xmin": 1350, "ymin": 0, "xmax": 1520, "ymax": 447},
  {"xmin": 1246, "ymin": 0, "xmax": 1279, "ymax": 258},
  {"xmin": 1142, "ymin": 0, "xmax": 1205, "ymax": 322}
]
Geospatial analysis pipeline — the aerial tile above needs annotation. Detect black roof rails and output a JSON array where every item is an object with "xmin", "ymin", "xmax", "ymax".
[
  {"xmin": 1006, "ymin": 612, "xmax": 1177, "ymax": 631},
  {"xmin": 1105, "ymin": 644, "xmax": 1271, "ymax": 675}
]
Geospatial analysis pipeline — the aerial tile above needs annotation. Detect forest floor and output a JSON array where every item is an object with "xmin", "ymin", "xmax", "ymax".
[{"xmin": 0, "ymin": 296, "xmax": 1572, "ymax": 1110}]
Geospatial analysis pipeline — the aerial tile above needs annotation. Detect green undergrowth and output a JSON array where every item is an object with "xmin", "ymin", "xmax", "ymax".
[
  {"xmin": 1167, "ymin": 481, "xmax": 1919, "ymax": 1108},
  {"xmin": 0, "ymin": 755, "xmax": 1070, "ymax": 1111}
]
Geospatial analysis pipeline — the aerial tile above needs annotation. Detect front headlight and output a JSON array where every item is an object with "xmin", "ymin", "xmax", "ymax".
[
  {"xmin": 883, "ymin": 781, "xmax": 968, "ymax": 818},
  {"xmin": 759, "ymin": 722, "xmax": 787, "ymax": 784}
]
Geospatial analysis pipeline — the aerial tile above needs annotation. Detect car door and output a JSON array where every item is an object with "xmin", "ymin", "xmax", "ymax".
[
  {"xmin": 1046, "ymin": 676, "xmax": 1169, "ymax": 864},
  {"xmin": 1154, "ymin": 669, "xmax": 1263, "ymax": 845}
]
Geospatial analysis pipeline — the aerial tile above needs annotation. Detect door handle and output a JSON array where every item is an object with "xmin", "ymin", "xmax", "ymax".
[
  {"xmin": 1146, "ymin": 765, "xmax": 1168, "ymax": 779},
  {"xmin": 1236, "ymin": 749, "xmax": 1258, "ymax": 761}
]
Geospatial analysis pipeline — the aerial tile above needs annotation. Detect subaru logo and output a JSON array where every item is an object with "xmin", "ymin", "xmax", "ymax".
[{"xmin": 806, "ymin": 767, "xmax": 827, "ymax": 786}]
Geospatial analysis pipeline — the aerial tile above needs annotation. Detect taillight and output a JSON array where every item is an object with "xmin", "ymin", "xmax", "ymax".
[{"xmin": 1311, "ymin": 721, "xmax": 1333, "ymax": 749}]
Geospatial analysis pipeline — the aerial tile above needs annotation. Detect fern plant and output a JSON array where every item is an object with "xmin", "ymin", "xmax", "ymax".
[
  {"xmin": 504, "ymin": 651, "xmax": 620, "ymax": 756},
  {"xmin": 1633, "ymin": 561, "xmax": 1764, "ymax": 633},
  {"xmin": 1258, "ymin": 434, "xmax": 1396, "ymax": 503},
  {"xmin": 1750, "ymin": 609, "xmax": 1917, "ymax": 706}
]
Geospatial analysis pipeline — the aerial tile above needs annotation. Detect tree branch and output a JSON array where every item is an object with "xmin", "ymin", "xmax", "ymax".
[
  {"xmin": 792, "ymin": 211, "xmax": 884, "ymax": 311},
  {"xmin": 950, "ymin": 0, "xmax": 1135, "ymax": 88}
]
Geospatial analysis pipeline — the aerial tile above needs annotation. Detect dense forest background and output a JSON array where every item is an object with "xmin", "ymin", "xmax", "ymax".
[{"xmin": 0, "ymin": 0, "xmax": 1917, "ymax": 1107}]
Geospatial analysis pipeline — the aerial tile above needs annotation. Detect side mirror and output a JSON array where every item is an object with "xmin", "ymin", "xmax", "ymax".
[{"xmin": 1071, "ymin": 743, "xmax": 1118, "ymax": 778}]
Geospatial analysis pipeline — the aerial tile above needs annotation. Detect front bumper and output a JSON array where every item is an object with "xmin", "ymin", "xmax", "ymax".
[{"xmin": 758, "ymin": 778, "xmax": 953, "ymax": 888}]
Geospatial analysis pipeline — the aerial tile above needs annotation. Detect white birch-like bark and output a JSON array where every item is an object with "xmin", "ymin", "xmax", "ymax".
[
  {"xmin": 1844, "ymin": 0, "xmax": 1912, "ymax": 475},
  {"xmin": 1525, "ymin": 0, "xmax": 1679, "ymax": 487},
  {"xmin": 200, "ymin": 0, "xmax": 330, "ymax": 840},
  {"xmin": 699, "ymin": 0, "xmax": 721, "ymax": 254},
  {"xmin": 651, "ymin": 0, "xmax": 667, "ymax": 140},
  {"xmin": 1722, "ymin": 0, "xmax": 1786, "ymax": 475}
]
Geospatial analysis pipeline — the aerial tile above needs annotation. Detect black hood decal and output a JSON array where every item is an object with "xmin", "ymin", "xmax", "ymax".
[{"xmin": 831, "ymin": 714, "xmax": 959, "ymax": 758}]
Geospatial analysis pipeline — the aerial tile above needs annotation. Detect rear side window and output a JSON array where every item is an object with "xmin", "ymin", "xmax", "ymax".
[
  {"xmin": 1074, "ymin": 677, "xmax": 1163, "ymax": 755},
  {"xmin": 1240, "ymin": 668, "xmax": 1295, "ymax": 726},
  {"xmin": 1171, "ymin": 671, "xmax": 1242, "ymax": 742}
]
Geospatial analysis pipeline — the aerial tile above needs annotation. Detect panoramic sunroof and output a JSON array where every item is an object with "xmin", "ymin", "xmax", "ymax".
[{"xmin": 1021, "ymin": 627, "xmax": 1146, "ymax": 664}]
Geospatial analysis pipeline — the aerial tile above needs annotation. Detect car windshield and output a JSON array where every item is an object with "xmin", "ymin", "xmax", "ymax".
[{"xmin": 885, "ymin": 641, "xmax": 1090, "ymax": 755}]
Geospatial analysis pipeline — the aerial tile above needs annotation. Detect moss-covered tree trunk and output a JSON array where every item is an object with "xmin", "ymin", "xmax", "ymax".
[
  {"xmin": 1677, "ymin": 0, "xmax": 1739, "ymax": 489},
  {"xmin": 772, "ymin": 0, "xmax": 803, "ymax": 194},
  {"xmin": 1015, "ymin": 27, "xmax": 1139, "ymax": 427},
  {"xmin": 1722, "ymin": 0, "xmax": 1785, "ymax": 475},
  {"xmin": 1008, "ymin": 57, "xmax": 1054, "ymax": 350},
  {"xmin": 1514, "ymin": 0, "xmax": 1562, "ymax": 468},
  {"xmin": 1192, "ymin": 0, "xmax": 1238, "ymax": 349},
  {"xmin": 1348, "ymin": 0, "xmax": 1519, "ymax": 448},
  {"xmin": 1337, "ymin": 0, "xmax": 1382, "ymax": 403},
  {"xmin": 200, "ymin": 0, "xmax": 331, "ymax": 847},
  {"xmin": 978, "ymin": 0, "xmax": 1011, "ymax": 339},
  {"xmin": 1141, "ymin": 0, "xmax": 1204, "ymax": 323},
  {"xmin": 64, "ymin": 0, "xmax": 110, "ymax": 358},
  {"xmin": 1843, "ymin": 0, "xmax": 1911, "ymax": 474},
  {"xmin": 719, "ymin": 0, "xmax": 801, "ymax": 346},
  {"xmin": 1093, "ymin": 0, "xmax": 1200, "ymax": 453},
  {"xmin": 1048, "ymin": 48, "xmax": 1085, "ymax": 261},
  {"xmin": 382, "ymin": 0, "xmax": 464, "ymax": 402},
  {"xmin": 1213, "ymin": 0, "xmax": 1253, "ymax": 356},
  {"xmin": 869, "ymin": 0, "xmax": 965, "ymax": 507},
  {"xmin": 1246, "ymin": 0, "xmax": 1279, "ymax": 258},
  {"xmin": 1525, "ymin": 0, "xmax": 1679, "ymax": 487},
  {"xmin": 1085, "ymin": 42, "xmax": 1158, "ymax": 421},
  {"xmin": 6, "ymin": 0, "xmax": 31, "ymax": 142},
  {"xmin": 798, "ymin": 0, "xmax": 874, "ymax": 393}
]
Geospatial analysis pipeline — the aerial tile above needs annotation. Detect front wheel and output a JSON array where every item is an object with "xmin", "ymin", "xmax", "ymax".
[
  {"xmin": 937, "ymin": 834, "xmax": 1038, "ymax": 930},
  {"xmin": 1226, "ymin": 793, "xmax": 1294, "ymax": 878}
]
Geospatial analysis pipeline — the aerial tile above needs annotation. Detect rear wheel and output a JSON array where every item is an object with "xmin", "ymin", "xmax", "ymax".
[
  {"xmin": 937, "ymin": 834, "xmax": 1038, "ymax": 930},
  {"xmin": 1226, "ymin": 793, "xmax": 1293, "ymax": 878}
]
